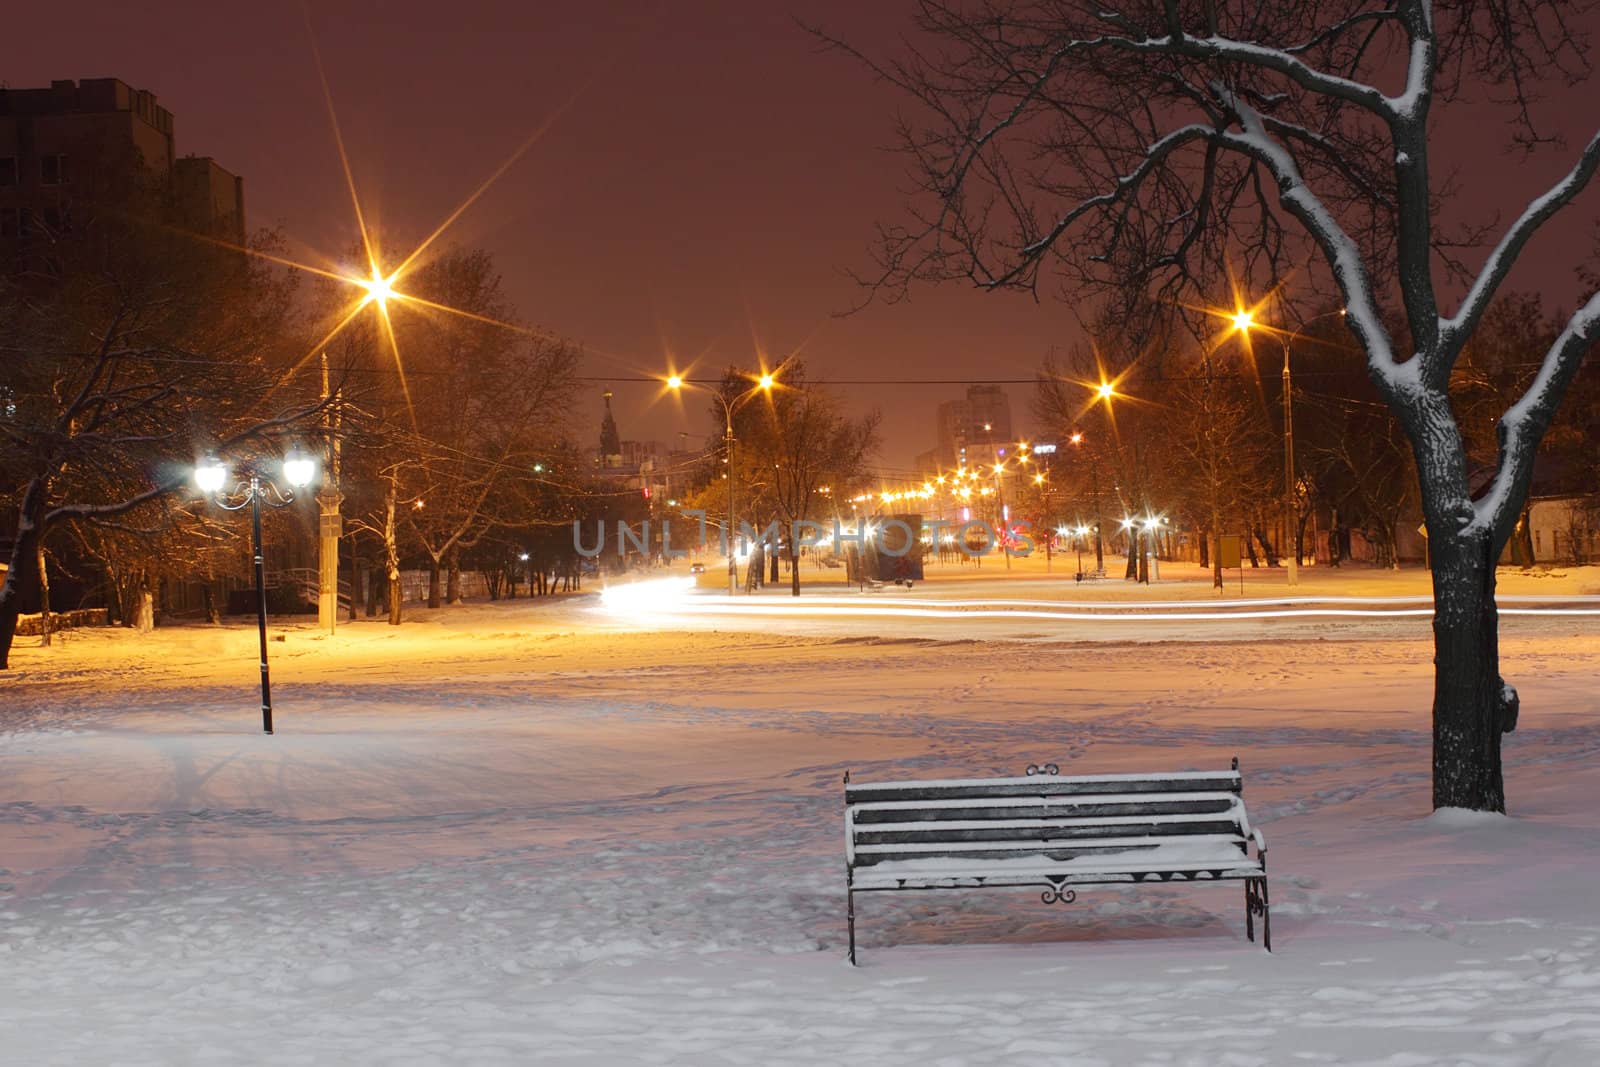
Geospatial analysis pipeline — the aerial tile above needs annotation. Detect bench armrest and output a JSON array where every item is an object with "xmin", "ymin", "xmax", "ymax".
[{"xmin": 1251, "ymin": 828, "xmax": 1267, "ymax": 855}]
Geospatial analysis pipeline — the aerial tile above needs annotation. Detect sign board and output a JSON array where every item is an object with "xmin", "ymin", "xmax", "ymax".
[
  {"xmin": 1031, "ymin": 443, "xmax": 1058, "ymax": 454},
  {"xmin": 1218, "ymin": 533, "xmax": 1242, "ymax": 570}
]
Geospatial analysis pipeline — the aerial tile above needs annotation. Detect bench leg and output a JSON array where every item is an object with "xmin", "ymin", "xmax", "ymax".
[
  {"xmin": 1245, "ymin": 877, "xmax": 1272, "ymax": 952},
  {"xmin": 846, "ymin": 886, "xmax": 858, "ymax": 966},
  {"xmin": 1260, "ymin": 878, "xmax": 1272, "ymax": 953}
]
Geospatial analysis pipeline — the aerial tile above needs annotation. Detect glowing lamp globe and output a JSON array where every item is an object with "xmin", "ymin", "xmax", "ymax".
[
  {"xmin": 282, "ymin": 451, "xmax": 318, "ymax": 489},
  {"xmin": 195, "ymin": 457, "xmax": 228, "ymax": 495}
]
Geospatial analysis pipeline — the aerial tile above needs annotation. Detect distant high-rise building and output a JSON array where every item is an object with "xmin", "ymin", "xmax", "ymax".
[
  {"xmin": 0, "ymin": 78, "xmax": 245, "ymax": 248},
  {"xmin": 930, "ymin": 384, "xmax": 1014, "ymax": 471}
]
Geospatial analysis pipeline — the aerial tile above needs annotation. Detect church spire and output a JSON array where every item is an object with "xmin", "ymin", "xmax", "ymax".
[{"xmin": 599, "ymin": 389, "xmax": 621, "ymax": 464}]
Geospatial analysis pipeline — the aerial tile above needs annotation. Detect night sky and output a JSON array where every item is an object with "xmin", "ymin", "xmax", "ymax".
[{"xmin": 7, "ymin": 1, "xmax": 1596, "ymax": 469}]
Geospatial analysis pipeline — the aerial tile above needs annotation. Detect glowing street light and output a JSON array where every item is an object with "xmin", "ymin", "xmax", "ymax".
[
  {"xmin": 1220, "ymin": 302, "xmax": 1346, "ymax": 587},
  {"xmin": 283, "ymin": 453, "xmax": 318, "ymax": 488},
  {"xmin": 193, "ymin": 449, "xmax": 320, "ymax": 734},
  {"xmin": 665, "ymin": 369, "xmax": 778, "ymax": 594},
  {"xmin": 357, "ymin": 267, "xmax": 397, "ymax": 308},
  {"xmin": 195, "ymin": 456, "xmax": 228, "ymax": 495}
]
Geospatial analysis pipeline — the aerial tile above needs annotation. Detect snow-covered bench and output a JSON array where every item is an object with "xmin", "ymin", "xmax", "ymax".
[{"xmin": 842, "ymin": 759, "xmax": 1270, "ymax": 963}]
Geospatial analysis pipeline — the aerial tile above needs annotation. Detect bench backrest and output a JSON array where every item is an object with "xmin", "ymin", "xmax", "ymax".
[{"xmin": 845, "ymin": 765, "xmax": 1251, "ymax": 869}]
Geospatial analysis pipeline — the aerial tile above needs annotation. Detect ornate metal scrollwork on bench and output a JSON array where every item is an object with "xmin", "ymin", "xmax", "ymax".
[{"xmin": 1041, "ymin": 881, "xmax": 1077, "ymax": 905}]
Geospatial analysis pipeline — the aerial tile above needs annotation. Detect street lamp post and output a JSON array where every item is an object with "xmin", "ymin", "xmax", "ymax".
[
  {"xmin": 1228, "ymin": 307, "xmax": 1345, "ymax": 587},
  {"xmin": 1081, "ymin": 387, "xmax": 1119, "ymax": 575},
  {"xmin": 1144, "ymin": 516, "xmax": 1167, "ymax": 583},
  {"xmin": 666, "ymin": 371, "xmax": 774, "ymax": 595},
  {"xmin": 993, "ymin": 459, "xmax": 1011, "ymax": 571},
  {"xmin": 1281, "ymin": 341, "xmax": 1297, "ymax": 587},
  {"xmin": 195, "ymin": 451, "xmax": 319, "ymax": 734}
]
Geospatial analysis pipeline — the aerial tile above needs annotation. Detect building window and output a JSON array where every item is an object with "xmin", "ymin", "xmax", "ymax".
[
  {"xmin": 40, "ymin": 154, "xmax": 68, "ymax": 186},
  {"xmin": 42, "ymin": 205, "xmax": 71, "ymax": 234},
  {"xmin": 0, "ymin": 207, "xmax": 18, "ymax": 238},
  {"xmin": 0, "ymin": 157, "xmax": 17, "ymax": 187}
]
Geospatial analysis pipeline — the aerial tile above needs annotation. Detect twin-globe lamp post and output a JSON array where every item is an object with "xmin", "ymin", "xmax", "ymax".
[
  {"xmin": 1227, "ymin": 305, "xmax": 1345, "ymax": 587},
  {"xmin": 1081, "ymin": 378, "xmax": 1165, "ymax": 582},
  {"xmin": 665, "ymin": 371, "xmax": 775, "ymax": 595},
  {"xmin": 194, "ymin": 450, "xmax": 320, "ymax": 734}
]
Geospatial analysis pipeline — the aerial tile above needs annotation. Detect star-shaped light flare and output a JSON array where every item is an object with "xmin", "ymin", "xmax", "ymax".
[{"xmin": 185, "ymin": 12, "xmax": 599, "ymax": 429}]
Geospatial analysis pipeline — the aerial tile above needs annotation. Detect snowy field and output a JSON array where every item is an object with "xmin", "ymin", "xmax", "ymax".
[{"xmin": 5, "ymin": 576, "xmax": 1600, "ymax": 1065}]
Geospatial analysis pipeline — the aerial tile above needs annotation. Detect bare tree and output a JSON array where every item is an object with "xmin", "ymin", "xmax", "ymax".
[
  {"xmin": 0, "ymin": 174, "xmax": 322, "ymax": 668},
  {"xmin": 754, "ymin": 367, "xmax": 881, "ymax": 595},
  {"xmin": 831, "ymin": 1, "xmax": 1600, "ymax": 812},
  {"xmin": 315, "ymin": 246, "xmax": 579, "ymax": 617}
]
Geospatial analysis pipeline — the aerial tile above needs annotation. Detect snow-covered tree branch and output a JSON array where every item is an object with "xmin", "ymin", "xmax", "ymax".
[{"xmin": 832, "ymin": 0, "xmax": 1600, "ymax": 812}]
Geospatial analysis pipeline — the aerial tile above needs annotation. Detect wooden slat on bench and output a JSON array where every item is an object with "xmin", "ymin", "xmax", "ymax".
[
  {"xmin": 849, "ymin": 792, "xmax": 1240, "ymax": 824},
  {"xmin": 855, "ymin": 816, "xmax": 1245, "ymax": 845},
  {"xmin": 846, "ymin": 771, "xmax": 1240, "ymax": 805},
  {"xmin": 852, "ymin": 856, "xmax": 1262, "ymax": 888},
  {"xmin": 854, "ymin": 832, "xmax": 1246, "ymax": 859}
]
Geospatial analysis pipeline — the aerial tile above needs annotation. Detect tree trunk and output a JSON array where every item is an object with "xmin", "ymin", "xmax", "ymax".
[
  {"xmin": 345, "ymin": 548, "xmax": 360, "ymax": 622},
  {"xmin": 204, "ymin": 582, "xmax": 221, "ymax": 625},
  {"xmin": 135, "ymin": 585, "xmax": 155, "ymax": 633},
  {"xmin": 385, "ymin": 477, "xmax": 402, "ymax": 626},
  {"xmin": 1510, "ymin": 509, "xmax": 1535, "ymax": 567},
  {"xmin": 447, "ymin": 550, "xmax": 463, "ymax": 604},
  {"xmin": 37, "ymin": 539, "xmax": 51, "ymax": 648},
  {"xmin": 388, "ymin": 566, "xmax": 402, "ymax": 625},
  {"xmin": 1430, "ymin": 529, "xmax": 1515, "ymax": 812},
  {"xmin": 790, "ymin": 548, "xmax": 801, "ymax": 596},
  {"xmin": 1252, "ymin": 524, "xmax": 1279, "ymax": 567},
  {"xmin": 427, "ymin": 561, "xmax": 442, "ymax": 609},
  {"xmin": 0, "ymin": 476, "xmax": 47, "ymax": 670}
]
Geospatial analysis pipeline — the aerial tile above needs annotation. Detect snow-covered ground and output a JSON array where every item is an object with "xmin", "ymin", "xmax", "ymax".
[{"xmin": 5, "ymin": 578, "xmax": 1600, "ymax": 1064}]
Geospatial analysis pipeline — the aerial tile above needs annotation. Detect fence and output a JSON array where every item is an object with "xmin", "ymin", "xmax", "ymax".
[{"xmin": 15, "ymin": 608, "xmax": 110, "ymax": 636}]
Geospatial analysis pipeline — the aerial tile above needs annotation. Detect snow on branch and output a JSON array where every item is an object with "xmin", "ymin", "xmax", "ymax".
[
  {"xmin": 1078, "ymin": 27, "xmax": 1397, "ymax": 120},
  {"xmin": 1471, "ymin": 292, "xmax": 1600, "ymax": 540},
  {"xmin": 1209, "ymin": 88, "xmax": 1400, "ymax": 379},
  {"xmin": 1438, "ymin": 129, "xmax": 1600, "ymax": 375}
]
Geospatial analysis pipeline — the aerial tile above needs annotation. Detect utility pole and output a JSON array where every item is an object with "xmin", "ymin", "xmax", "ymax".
[
  {"xmin": 1282, "ymin": 337, "xmax": 1298, "ymax": 587},
  {"xmin": 318, "ymin": 354, "xmax": 344, "ymax": 633}
]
